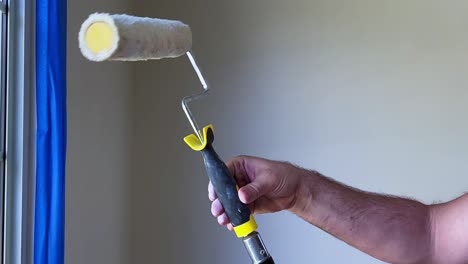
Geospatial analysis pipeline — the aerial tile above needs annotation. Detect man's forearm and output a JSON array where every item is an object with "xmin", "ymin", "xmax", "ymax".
[{"xmin": 291, "ymin": 170, "xmax": 433, "ymax": 264}]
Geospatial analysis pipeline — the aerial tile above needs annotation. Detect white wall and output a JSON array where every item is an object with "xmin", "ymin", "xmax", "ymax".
[
  {"xmin": 66, "ymin": 0, "xmax": 133, "ymax": 263},
  {"xmin": 130, "ymin": 1, "xmax": 468, "ymax": 263}
]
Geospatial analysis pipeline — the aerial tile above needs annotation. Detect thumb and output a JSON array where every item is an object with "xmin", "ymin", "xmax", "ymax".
[{"xmin": 238, "ymin": 176, "xmax": 274, "ymax": 204}]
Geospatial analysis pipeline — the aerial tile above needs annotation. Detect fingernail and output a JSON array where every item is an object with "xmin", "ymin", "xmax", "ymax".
[{"xmin": 239, "ymin": 188, "xmax": 250, "ymax": 204}]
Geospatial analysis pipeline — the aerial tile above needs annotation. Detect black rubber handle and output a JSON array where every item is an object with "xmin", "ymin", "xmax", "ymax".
[
  {"xmin": 200, "ymin": 128, "xmax": 251, "ymax": 227},
  {"xmin": 260, "ymin": 257, "xmax": 275, "ymax": 264}
]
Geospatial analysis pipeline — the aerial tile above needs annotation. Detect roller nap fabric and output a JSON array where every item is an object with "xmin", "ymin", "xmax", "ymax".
[{"xmin": 79, "ymin": 13, "xmax": 192, "ymax": 61}]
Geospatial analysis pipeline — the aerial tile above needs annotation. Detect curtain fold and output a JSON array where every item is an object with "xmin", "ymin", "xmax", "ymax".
[{"xmin": 34, "ymin": 0, "xmax": 67, "ymax": 263}]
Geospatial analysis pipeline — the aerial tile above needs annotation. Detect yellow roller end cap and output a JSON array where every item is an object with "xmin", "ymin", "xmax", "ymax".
[
  {"xmin": 85, "ymin": 22, "xmax": 114, "ymax": 54},
  {"xmin": 233, "ymin": 215, "xmax": 258, "ymax": 238}
]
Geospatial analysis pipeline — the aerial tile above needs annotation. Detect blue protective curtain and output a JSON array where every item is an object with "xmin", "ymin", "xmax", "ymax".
[{"xmin": 34, "ymin": 0, "xmax": 67, "ymax": 262}]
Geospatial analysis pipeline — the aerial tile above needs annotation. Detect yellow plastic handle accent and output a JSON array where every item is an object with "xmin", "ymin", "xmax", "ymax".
[
  {"xmin": 183, "ymin": 125, "xmax": 213, "ymax": 151},
  {"xmin": 233, "ymin": 215, "xmax": 258, "ymax": 238}
]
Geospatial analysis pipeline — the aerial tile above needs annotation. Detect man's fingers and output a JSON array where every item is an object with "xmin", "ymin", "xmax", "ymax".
[
  {"xmin": 211, "ymin": 199, "xmax": 224, "ymax": 217},
  {"xmin": 217, "ymin": 213, "xmax": 230, "ymax": 226},
  {"xmin": 208, "ymin": 182, "xmax": 217, "ymax": 201},
  {"xmin": 226, "ymin": 156, "xmax": 251, "ymax": 187},
  {"xmin": 238, "ymin": 185, "xmax": 254, "ymax": 204},
  {"xmin": 227, "ymin": 223, "xmax": 234, "ymax": 231},
  {"xmin": 238, "ymin": 176, "xmax": 275, "ymax": 204}
]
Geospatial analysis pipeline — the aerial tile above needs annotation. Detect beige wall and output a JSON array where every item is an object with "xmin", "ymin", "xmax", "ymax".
[
  {"xmin": 130, "ymin": 1, "xmax": 468, "ymax": 263},
  {"xmin": 66, "ymin": 1, "xmax": 468, "ymax": 263},
  {"xmin": 66, "ymin": 0, "xmax": 133, "ymax": 263}
]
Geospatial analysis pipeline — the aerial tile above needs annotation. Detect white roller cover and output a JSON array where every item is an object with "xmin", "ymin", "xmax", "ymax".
[{"xmin": 79, "ymin": 13, "xmax": 192, "ymax": 61}]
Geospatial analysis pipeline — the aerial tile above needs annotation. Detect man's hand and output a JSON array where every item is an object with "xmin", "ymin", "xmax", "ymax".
[
  {"xmin": 208, "ymin": 156, "xmax": 307, "ymax": 230},
  {"xmin": 208, "ymin": 155, "xmax": 468, "ymax": 264}
]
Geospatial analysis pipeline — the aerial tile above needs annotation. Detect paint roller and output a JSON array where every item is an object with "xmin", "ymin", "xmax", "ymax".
[{"xmin": 79, "ymin": 13, "xmax": 275, "ymax": 264}]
